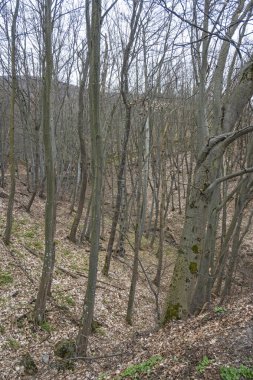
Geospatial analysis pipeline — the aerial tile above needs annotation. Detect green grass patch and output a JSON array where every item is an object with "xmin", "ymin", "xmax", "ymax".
[
  {"xmin": 23, "ymin": 230, "xmax": 36, "ymax": 239},
  {"xmin": 0, "ymin": 270, "xmax": 13, "ymax": 286},
  {"xmin": 18, "ymin": 218, "xmax": 28, "ymax": 225},
  {"xmin": 140, "ymin": 235, "xmax": 150, "ymax": 250},
  {"xmin": 64, "ymin": 295, "xmax": 75, "ymax": 306},
  {"xmin": 70, "ymin": 257, "xmax": 88, "ymax": 272},
  {"xmin": 33, "ymin": 240, "xmax": 44, "ymax": 250},
  {"xmin": 214, "ymin": 306, "xmax": 226, "ymax": 314},
  {"xmin": 95, "ymin": 327, "xmax": 106, "ymax": 336},
  {"xmin": 63, "ymin": 248, "xmax": 72, "ymax": 257},
  {"xmin": 40, "ymin": 321, "xmax": 53, "ymax": 333},
  {"xmin": 220, "ymin": 365, "xmax": 253, "ymax": 380},
  {"xmin": 98, "ymin": 373, "xmax": 108, "ymax": 380},
  {"xmin": 6, "ymin": 338, "xmax": 20, "ymax": 350},
  {"xmin": 117, "ymin": 355, "xmax": 163, "ymax": 379},
  {"xmin": 0, "ymin": 296, "xmax": 7, "ymax": 306},
  {"xmin": 196, "ymin": 356, "xmax": 214, "ymax": 373},
  {"xmin": 54, "ymin": 290, "xmax": 76, "ymax": 309},
  {"xmin": 12, "ymin": 220, "xmax": 21, "ymax": 233}
]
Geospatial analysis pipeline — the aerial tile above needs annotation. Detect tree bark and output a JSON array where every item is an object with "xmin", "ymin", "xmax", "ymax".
[
  {"xmin": 3, "ymin": 0, "xmax": 19, "ymax": 245},
  {"xmin": 69, "ymin": 56, "xmax": 89, "ymax": 242},
  {"xmin": 34, "ymin": 0, "xmax": 56, "ymax": 324},
  {"xmin": 102, "ymin": 0, "xmax": 144, "ymax": 276},
  {"xmin": 76, "ymin": 0, "xmax": 102, "ymax": 356}
]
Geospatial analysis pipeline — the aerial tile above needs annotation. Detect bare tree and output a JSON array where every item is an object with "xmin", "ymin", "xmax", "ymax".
[
  {"xmin": 103, "ymin": 0, "xmax": 144, "ymax": 276},
  {"xmin": 34, "ymin": 0, "xmax": 57, "ymax": 324},
  {"xmin": 76, "ymin": 0, "xmax": 102, "ymax": 356},
  {"xmin": 68, "ymin": 48, "xmax": 89, "ymax": 242},
  {"xmin": 3, "ymin": 0, "xmax": 19, "ymax": 245},
  {"xmin": 162, "ymin": 0, "xmax": 253, "ymax": 321}
]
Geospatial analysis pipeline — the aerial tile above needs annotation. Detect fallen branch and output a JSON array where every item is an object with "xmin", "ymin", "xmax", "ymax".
[
  {"xmin": 74, "ymin": 270, "xmax": 125, "ymax": 291},
  {"xmin": 56, "ymin": 265, "xmax": 79, "ymax": 279},
  {"xmin": 68, "ymin": 351, "xmax": 130, "ymax": 361},
  {"xmin": 23, "ymin": 244, "xmax": 125, "ymax": 290}
]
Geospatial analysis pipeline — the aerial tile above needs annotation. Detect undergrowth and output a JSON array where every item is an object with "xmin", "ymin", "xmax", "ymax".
[{"xmin": 115, "ymin": 355, "xmax": 163, "ymax": 379}]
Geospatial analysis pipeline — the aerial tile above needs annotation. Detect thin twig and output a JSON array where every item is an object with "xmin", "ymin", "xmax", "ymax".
[{"xmin": 68, "ymin": 351, "xmax": 130, "ymax": 361}]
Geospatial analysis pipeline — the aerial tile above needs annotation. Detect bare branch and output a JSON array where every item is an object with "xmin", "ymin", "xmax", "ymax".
[
  {"xmin": 206, "ymin": 167, "xmax": 253, "ymax": 195},
  {"xmin": 101, "ymin": 0, "xmax": 118, "ymax": 24}
]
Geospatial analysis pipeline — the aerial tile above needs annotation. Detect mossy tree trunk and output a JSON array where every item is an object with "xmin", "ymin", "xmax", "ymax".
[
  {"xmin": 162, "ymin": 119, "xmax": 253, "ymax": 323},
  {"xmin": 162, "ymin": 0, "xmax": 253, "ymax": 322}
]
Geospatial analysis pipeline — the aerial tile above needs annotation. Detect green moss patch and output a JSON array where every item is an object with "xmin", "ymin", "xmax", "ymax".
[
  {"xmin": 163, "ymin": 303, "xmax": 181, "ymax": 322},
  {"xmin": 0, "ymin": 324, "xmax": 5, "ymax": 334},
  {"xmin": 192, "ymin": 244, "xmax": 199, "ymax": 254},
  {"xmin": 20, "ymin": 353, "xmax": 38, "ymax": 375},
  {"xmin": 189, "ymin": 261, "xmax": 198, "ymax": 274},
  {"xmin": 0, "ymin": 270, "xmax": 13, "ymax": 286},
  {"xmin": 54, "ymin": 339, "xmax": 76, "ymax": 359}
]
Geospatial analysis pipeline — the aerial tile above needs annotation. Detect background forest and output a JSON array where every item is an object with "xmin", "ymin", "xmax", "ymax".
[{"xmin": 0, "ymin": 0, "xmax": 253, "ymax": 379}]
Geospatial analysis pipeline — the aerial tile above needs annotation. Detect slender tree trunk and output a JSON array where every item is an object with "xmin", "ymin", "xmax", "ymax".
[
  {"xmin": 103, "ymin": 106, "xmax": 131, "ymax": 274},
  {"xmin": 69, "ymin": 57, "xmax": 89, "ymax": 242},
  {"xmin": 3, "ymin": 0, "xmax": 19, "ymax": 245},
  {"xmin": 0, "ymin": 103, "xmax": 6, "ymax": 188},
  {"xmin": 153, "ymin": 155, "xmax": 166, "ymax": 288},
  {"xmin": 102, "ymin": 0, "xmax": 143, "ymax": 276},
  {"xmin": 34, "ymin": 0, "xmax": 56, "ymax": 324},
  {"xmin": 26, "ymin": 122, "xmax": 40, "ymax": 212},
  {"xmin": 76, "ymin": 0, "xmax": 102, "ymax": 356},
  {"xmin": 126, "ymin": 132, "xmax": 143, "ymax": 325},
  {"xmin": 80, "ymin": 193, "xmax": 92, "ymax": 242}
]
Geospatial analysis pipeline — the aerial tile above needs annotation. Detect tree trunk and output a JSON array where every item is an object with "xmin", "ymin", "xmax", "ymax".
[
  {"xmin": 34, "ymin": 0, "xmax": 56, "ymax": 324},
  {"xmin": 69, "ymin": 57, "xmax": 89, "ymax": 242},
  {"xmin": 126, "ymin": 126, "xmax": 143, "ymax": 325},
  {"xmin": 162, "ymin": 126, "xmax": 253, "ymax": 322},
  {"xmin": 3, "ymin": 0, "xmax": 19, "ymax": 245},
  {"xmin": 26, "ymin": 121, "xmax": 40, "ymax": 212},
  {"xmin": 102, "ymin": 0, "xmax": 144, "ymax": 276},
  {"xmin": 76, "ymin": 0, "xmax": 102, "ymax": 356}
]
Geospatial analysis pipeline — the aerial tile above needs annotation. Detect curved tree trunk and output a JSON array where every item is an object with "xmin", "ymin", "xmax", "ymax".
[{"xmin": 162, "ymin": 103, "xmax": 253, "ymax": 323}]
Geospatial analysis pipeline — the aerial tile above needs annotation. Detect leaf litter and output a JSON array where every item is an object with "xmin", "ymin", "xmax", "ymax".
[{"xmin": 0, "ymin": 178, "xmax": 252, "ymax": 379}]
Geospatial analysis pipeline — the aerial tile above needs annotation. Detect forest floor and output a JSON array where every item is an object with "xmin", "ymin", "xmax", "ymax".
[{"xmin": 0, "ymin": 176, "xmax": 253, "ymax": 380}]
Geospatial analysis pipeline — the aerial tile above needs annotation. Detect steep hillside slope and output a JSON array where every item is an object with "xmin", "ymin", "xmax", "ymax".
[{"xmin": 0, "ymin": 178, "xmax": 252, "ymax": 380}]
